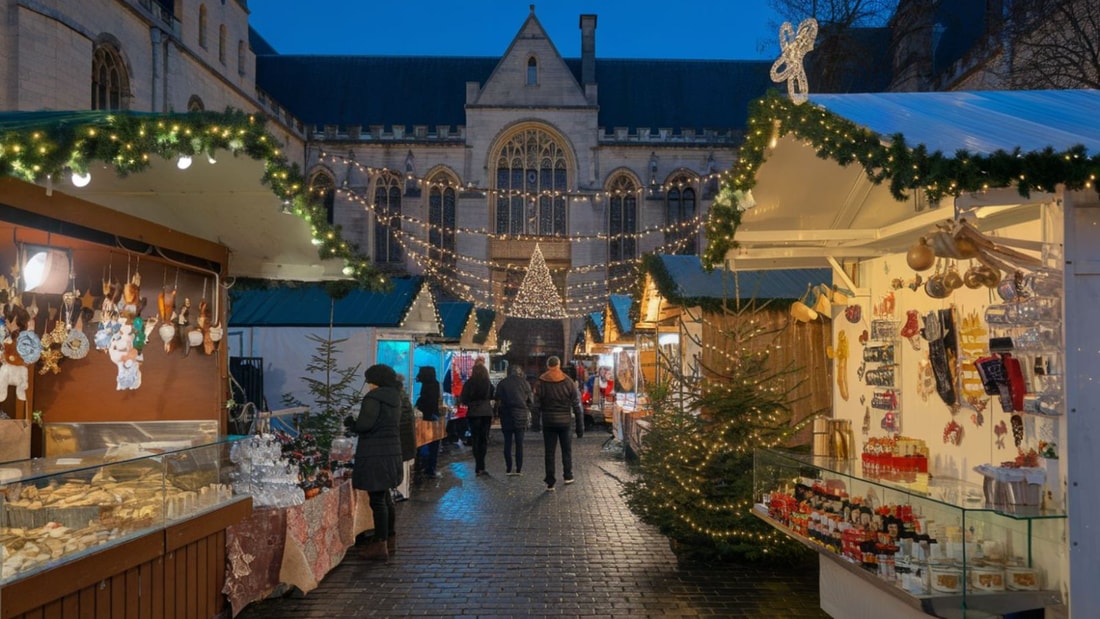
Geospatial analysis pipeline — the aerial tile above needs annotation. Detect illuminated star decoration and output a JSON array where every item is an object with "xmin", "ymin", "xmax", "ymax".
[{"xmin": 770, "ymin": 18, "xmax": 818, "ymax": 105}]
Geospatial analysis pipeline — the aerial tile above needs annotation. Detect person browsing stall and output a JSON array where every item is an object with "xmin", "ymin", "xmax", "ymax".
[{"xmin": 348, "ymin": 364, "xmax": 404, "ymax": 561}]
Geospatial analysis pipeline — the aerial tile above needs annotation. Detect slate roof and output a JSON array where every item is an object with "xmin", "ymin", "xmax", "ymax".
[
  {"xmin": 655, "ymin": 255, "xmax": 831, "ymax": 301},
  {"xmin": 438, "ymin": 301, "xmax": 474, "ymax": 340},
  {"xmin": 228, "ymin": 278, "xmax": 423, "ymax": 327},
  {"xmin": 254, "ymin": 55, "xmax": 775, "ymax": 133}
]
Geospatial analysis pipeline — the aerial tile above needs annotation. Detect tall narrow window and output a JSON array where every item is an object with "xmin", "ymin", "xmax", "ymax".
[
  {"xmin": 527, "ymin": 57, "xmax": 538, "ymax": 85},
  {"xmin": 309, "ymin": 171, "xmax": 336, "ymax": 225},
  {"xmin": 218, "ymin": 25, "xmax": 227, "ymax": 64},
  {"xmin": 607, "ymin": 175, "xmax": 638, "ymax": 286},
  {"xmin": 237, "ymin": 40, "xmax": 246, "ymax": 75},
  {"xmin": 198, "ymin": 5, "xmax": 208, "ymax": 49},
  {"xmin": 373, "ymin": 173, "xmax": 403, "ymax": 265},
  {"xmin": 91, "ymin": 43, "xmax": 128, "ymax": 111},
  {"xmin": 494, "ymin": 127, "xmax": 568, "ymax": 236},
  {"xmin": 666, "ymin": 174, "xmax": 697, "ymax": 255},
  {"xmin": 428, "ymin": 175, "xmax": 457, "ymax": 276}
]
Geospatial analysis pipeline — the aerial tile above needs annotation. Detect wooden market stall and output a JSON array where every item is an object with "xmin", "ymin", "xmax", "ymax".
[{"xmin": 709, "ymin": 90, "xmax": 1100, "ymax": 618}]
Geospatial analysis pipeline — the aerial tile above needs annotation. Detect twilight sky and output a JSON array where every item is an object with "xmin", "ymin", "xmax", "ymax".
[{"xmin": 248, "ymin": 1, "xmax": 787, "ymax": 61}]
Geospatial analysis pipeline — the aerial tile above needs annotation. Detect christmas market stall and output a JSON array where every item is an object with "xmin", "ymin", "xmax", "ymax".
[
  {"xmin": 0, "ymin": 110, "xmax": 374, "ymax": 617},
  {"xmin": 703, "ymin": 89, "xmax": 1100, "ymax": 618},
  {"xmin": 635, "ymin": 254, "xmax": 833, "ymax": 445}
]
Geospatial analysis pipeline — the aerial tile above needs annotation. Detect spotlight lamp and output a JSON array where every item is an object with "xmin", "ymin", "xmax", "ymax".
[
  {"xmin": 70, "ymin": 170, "xmax": 91, "ymax": 187},
  {"xmin": 21, "ymin": 245, "xmax": 73, "ymax": 294},
  {"xmin": 177, "ymin": 154, "xmax": 193, "ymax": 170}
]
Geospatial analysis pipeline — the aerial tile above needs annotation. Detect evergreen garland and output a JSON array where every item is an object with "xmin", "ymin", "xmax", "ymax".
[
  {"xmin": 0, "ymin": 109, "xmax": 386, "ymax": 289},
  {"xmin": 703, "ymin": 90, "xmax": 1100, "ymax": 268}
]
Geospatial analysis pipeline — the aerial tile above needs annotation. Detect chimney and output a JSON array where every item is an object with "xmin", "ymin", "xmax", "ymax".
[{"xmin": 580, "ymin": 14, "xmax": 597, "ymax": 85}]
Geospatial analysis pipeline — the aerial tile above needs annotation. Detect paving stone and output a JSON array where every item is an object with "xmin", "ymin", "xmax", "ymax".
[{"xmin": 236, "ymin": 430, "xmax": 829, "ymax": 619}]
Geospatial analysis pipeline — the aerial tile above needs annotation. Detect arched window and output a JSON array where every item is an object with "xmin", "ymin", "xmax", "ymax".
[
  {"xmin": 187, "ymin": 95, "xmax": 205, "ymax": 112},
  {"xmin": 428, "ymin": 174, "xmax": 457, "ymax": 275},
  {"xmin": 373, "ymin": 173, "xmax": 403, "ymax": 265},
  {"xmin": 218, "ymin": 25, "xmax": 227, "ymax": 64},
  {"xmin": 526, "ymin": 57, "xmax": 538, "ymax": 85},
  {"xmin": 494, "ymin": 127, "xmax": 568, "ymax": 236},
  {"xmin": 309, "ymin": 171, "xmax": 336, "ymax": 225},
  {"xmin": 607, "ymin": 174, "xmax": 639, "ymax": 285},
  {"xmin": 666, "ymin": 174, "xmax": 697, "ymax": 255},
  {"xmin": 91, "ymin": 43, "xmax": 128, "ymax": 110},
  {"xmin": 237, "ymin": 40, "xmax": 246, "ymax": 75},
  {"xmin": 198, "ymin": 5, "xmax": 208, "ymax": 49}
]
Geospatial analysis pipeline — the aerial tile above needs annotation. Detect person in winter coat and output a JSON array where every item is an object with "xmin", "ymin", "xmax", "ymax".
[
  {"xmin": 415, "ymin": 366, "xmax": 443, "ymax": 478},
  {"xmin": 350, "ymin": 363, "xmax": 404, "ymax": 561},
  {"xmin": 533, "ymin": 355, "xmax": 584, "ymax": 491},
  {"xmin": 494, "ymin": 365, "xmax": 533, "ymax": 476},
  {"xmin": 460, "ymin": 361, "xmax": 495, "ymax": 476}
]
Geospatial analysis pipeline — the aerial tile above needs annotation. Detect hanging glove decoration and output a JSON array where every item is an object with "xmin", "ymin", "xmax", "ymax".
[{"xmin": 922, "ymin": 309, "xmax": 959, "ymax": 408}]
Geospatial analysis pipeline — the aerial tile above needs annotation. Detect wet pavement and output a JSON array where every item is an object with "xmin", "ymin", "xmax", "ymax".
[{"xmin": 235, "ymin": 429, "xmax": 829, "ymax": 618}]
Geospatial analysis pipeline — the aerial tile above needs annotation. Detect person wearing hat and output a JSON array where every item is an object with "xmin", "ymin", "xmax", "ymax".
[
  {"xmin": 349, "ymin": 363, "xmax": 404, "ymax": 561},
  {"xmin": 533, "ymin": 355, "xmax": 584, "ymax": 491}
]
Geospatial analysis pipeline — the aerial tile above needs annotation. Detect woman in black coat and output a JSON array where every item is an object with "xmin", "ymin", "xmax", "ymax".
[
  {"xmin": 351, "ymin": 363, "xmax": 403, "ymax": 561},
  {"xmin": 460, "ymin": 361, "xmax": 495, "ymax": 476},
  {"xmin": 415, "ymin": 366, "xmax": 443, "ymax": 478}
]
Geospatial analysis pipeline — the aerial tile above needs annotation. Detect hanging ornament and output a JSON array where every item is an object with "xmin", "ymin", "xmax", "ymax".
[
  {"xmin": 769, "ymin": 18, "xmax": 818, "ymax": 104},
  {"xmin": 906, "ymin": 237, "xmax": 936, "ymax": 271}
]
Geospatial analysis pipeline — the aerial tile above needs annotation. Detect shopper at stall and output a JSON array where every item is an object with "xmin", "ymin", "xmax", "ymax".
[
  {"xmin": 495, "ymin": 365, "xmax": 533, "ymax": 476},
  {"xmin": 461, "ymin": 360, "xmax": 495, "ymax": 477},
  {"xmin": 349, "ymin": 363, "xmax": 404, "ymax": 561},
  {"xmin": 394, "ymin": 374, "xmax": 417, "ymax": 504},
  {"xmin": 415, "ymin": 365, "xmax": 443, "ymax": 479},
  {"xmin": 533, "ymin": 355, "xmax": 584, "ymax": 491}
]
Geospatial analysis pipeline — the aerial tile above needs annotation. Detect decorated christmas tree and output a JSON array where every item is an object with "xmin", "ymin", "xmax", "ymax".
[
  {"xmin": 622, "ymin": 303, "xmax": 814, "ymax": 563},
  {"xmin": 509, "ymin": 243, "xmax": 567, "ymax": 319}
]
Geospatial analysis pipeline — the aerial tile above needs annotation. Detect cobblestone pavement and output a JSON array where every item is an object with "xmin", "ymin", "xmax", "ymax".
[{"xmin": 236, "ymin": 429, "xmax": 829, "ymax": 619}]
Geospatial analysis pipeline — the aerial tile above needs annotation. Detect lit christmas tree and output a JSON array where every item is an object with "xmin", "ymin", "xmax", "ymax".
[
  {"xmin": 622, "ymin": 304, "xmax": 814, "ymax": 563},
  {"xmin": 508, "ymin": 243, "xmax": 567, "ymax": 319}
]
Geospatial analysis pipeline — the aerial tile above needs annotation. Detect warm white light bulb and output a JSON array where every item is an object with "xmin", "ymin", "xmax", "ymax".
[
  {"xmin": 207, "ymin": 153, "xmax": 217, "ymax": 165},
  {"xmin": 342, "ymin": 266, "xmax": 355, "ymax": 276},
  {"xmin": 177, "ymin": 155, "xmax": 193, "ymax": 170},
  {"xmin": 71, "ymin": 170, "xmax": 91, "ymax": 187}
]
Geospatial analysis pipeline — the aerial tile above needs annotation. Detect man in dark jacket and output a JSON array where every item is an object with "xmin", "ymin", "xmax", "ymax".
[
  {"xmin": 533, "ymin": 356, "xmax": 584, "ymax": 491},
  {"xmin": 495, "ymin": 365, "xmax": 532, "ymax": 476},
  {"xmin": 351, "ymin": 364, "xmax": 404, "ymax": 561},
  {"xmin": 415, "ymin": 366, "xmax": 443, "ymax": 478}
]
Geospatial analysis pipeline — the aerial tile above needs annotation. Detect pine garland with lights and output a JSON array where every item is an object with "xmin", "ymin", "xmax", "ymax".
[
  {"xmin": 508, "ymin": 243, "xmax": 567, "ymax": 318},
  {"xmin": 703, "ymin": 90, "xmax": 1100, "ymax": 268},
  {"xmin": 0, "ymin": 109, "xmax": 387, "ymax": 289},
  {"xmin": 622, "ymin": 303, "xmax": 814, "ymax": 563}
]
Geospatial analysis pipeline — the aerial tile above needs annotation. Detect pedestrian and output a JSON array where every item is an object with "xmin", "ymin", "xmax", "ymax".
[
  {"xmin": 415, "ymin": 366, "xmax": 443, "ymax": 478},
  {"xmin": 348, "ymin": 363, "xmax": 404, "ymax": 561},
  {"xmin": 495, "ymin": 365, "xmax": 533, "ymax": 476},
  {"xmin": 395, "ymin": 374, "xmax": 417, "ymax": 502},
  {"xmin": 533, "ymin": 355, "xmax": 584, "ymax": 491},
  {"xmin": 461, "ymin": 360, "xmax": 495, "ymax": 476}
]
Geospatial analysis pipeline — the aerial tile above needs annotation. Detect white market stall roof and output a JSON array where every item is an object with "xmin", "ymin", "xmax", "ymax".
[{"xmin": 712, "ymin": 90, "xmax": 1100, "ymax": 271}]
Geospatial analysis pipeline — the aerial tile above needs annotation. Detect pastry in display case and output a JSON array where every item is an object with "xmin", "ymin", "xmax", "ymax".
[
  {"xmin": 0, "ymin": 437, "xmax": 245, "ymax": 583},
  {"xmin": 753, "ymin": 448, "xmax": 1065, "ymax": 617}
]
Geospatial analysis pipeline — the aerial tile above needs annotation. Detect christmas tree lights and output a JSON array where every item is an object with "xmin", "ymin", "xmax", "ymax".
[{"xmin": 507, "ymin": 244, "xmax": 567, "ymax": 319}]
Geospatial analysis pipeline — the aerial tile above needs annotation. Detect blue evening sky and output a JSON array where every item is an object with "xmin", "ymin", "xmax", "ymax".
[{"xmin": 248, "ymin": 1, "xmax": 787, "ymax": 61}]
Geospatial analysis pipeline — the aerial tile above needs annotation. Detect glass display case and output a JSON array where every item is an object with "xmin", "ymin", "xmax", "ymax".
[
  {"xmin": 753, "ymin": 448, "xmax": 1065, "ymax": 617},
  {"xmin": 0, "ymin": 437, "xmax": 247, "ymax": 584}
]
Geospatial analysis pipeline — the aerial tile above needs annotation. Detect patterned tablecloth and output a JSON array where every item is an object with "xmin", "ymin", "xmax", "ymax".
[{"xmin": 223, "ymin": 479, "xmax": 371, "ymax": 616}]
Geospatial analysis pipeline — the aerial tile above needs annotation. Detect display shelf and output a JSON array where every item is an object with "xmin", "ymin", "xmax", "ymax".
[
  {"xmin": 754, "ymin": 448, "xmax": 1065, "ymax": 617},
  {"xmin": 0, "ymin": 437, "xmax": 245, "ymax": 584}
]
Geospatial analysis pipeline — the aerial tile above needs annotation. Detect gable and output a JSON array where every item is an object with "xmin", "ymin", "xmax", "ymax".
[
  {"xmin": 399, "ymin": 285, "xmax": 442, "ymax": 335},
  {"xmin": 474, "ymin": 12, "xmax": 589, "ymax": 108}
]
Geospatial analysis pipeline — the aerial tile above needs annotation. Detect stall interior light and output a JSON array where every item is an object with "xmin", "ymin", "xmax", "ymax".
[
  {"xmin": 22, "ymin": 246, "xmax": 72, "ymax": 294},
  {"xmin": 70, "ymin": 170, "xmax": 91, "ymax": 187},
  {"xmin": 177, "ymin": 154, "xmax": 192, "ymax": 170},
  {"xmin": 658, "ymin": 332, "xmax": 680, "ymax": 346}
]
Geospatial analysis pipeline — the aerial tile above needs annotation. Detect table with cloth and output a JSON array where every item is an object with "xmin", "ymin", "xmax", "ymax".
[{"xmin": 223, "ymin": 478, "xmax": 372, "ymax": 616}]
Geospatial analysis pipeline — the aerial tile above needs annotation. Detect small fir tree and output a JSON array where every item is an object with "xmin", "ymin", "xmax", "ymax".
[
  {"xmin": 281, "ymin": 333, "xmax": 363, "ymax": 459},
  {"xmin": 622, "ymin": 302, "xmax": 814, "ymax": 563}
]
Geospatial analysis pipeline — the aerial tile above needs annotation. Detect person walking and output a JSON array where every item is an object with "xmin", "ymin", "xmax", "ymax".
[
  {"xmin": 533, "ymin": 356, "xmax": 584, "ymax": 491},
  {"xmin": 461, "ymin": 361, "xmax": 495, "ymax": 477},
  {"xmin": 495, "ymin": 365, "xmax": 533, "ymax": 476},
  {"xmin": 415, "ymin": 366, "xmax": 443, "ymax": 478},
  {"xmin": 349, "ymin": 363, "xmax": 404, "ymax": 561}
]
